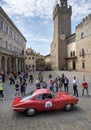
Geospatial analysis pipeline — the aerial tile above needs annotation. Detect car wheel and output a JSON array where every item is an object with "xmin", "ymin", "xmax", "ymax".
[
  {"xmin": 26, "ymin": 108, "xmax": 36, "ymax": 116},
  {"xmin": 65, "ymin": 104, "xmax": 73, "ymax": 111}
]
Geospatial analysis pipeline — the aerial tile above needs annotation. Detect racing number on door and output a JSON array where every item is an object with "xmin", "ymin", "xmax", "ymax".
[{"xmin": 45, "ymin": 101, "xmax": 52, "ymax": 108}]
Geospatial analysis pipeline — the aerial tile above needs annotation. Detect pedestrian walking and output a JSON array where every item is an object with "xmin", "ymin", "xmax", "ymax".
[
  {"xmin": 49, "ymin": 74, "xmax": 52, "ymax": 79},
  {"xmin": 0, "ymin": 80, "xmax": 4, "ymax": 100},
  {"xmin": 35, "ymin": 80, "xmax": 41, "ymax": 89},
  {"xmin": 10, "ymin": 72, "xmax": 15, "ymax": 85},
  {"xmin": 63, "ymin": 77, "xmax": 69, "ymax": 92},
  {"xmin": 53, "ymin": 78, "xmax": 58, "ymax": 92},
  {"xmin": 1, "ymin": 71, "xmax": 6, "ymax": 82},
  {"xmin": 49, "ymin": 78, "xmax": 54, "ymax": 92},
  {"xmin": 82, "ymin": 81, "xmax": 89, "ymax": 96},
  {"xmin": 0, "ymin": 72, "xmax": 2, "ymax": 82},
  {"xmin": 20, "ymin": 79, "xmax": 27, "ymax": 96},
  {"xmin": 73, "ymin": 76, "xmax": 78, "ymax": 97},
  {"xmin": 38, "ymin": 72, "xmax": 43, "ymax": 83},
  {"xmin": 19, "ymin": 72, "xmax": 23, "ymax": 84},
  {"xmin": 58, "ymin": 78, "xmax": 63, "ymax": 91},
  {"xmin": 15, "ymin": 81, "xmax": 20, "ymax": 97},
  {"xmin": 29, "ymin": 74, "xmax": 34, "ymax": 84},
  {"xmin": 41, "ymin": 79, "xmax": 47, "ymax": 88}
]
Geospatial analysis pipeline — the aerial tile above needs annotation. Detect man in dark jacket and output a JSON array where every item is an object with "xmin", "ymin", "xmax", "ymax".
[{"xmin": 63, "ymin": 77, "xmax": 69, "ymax": 92}]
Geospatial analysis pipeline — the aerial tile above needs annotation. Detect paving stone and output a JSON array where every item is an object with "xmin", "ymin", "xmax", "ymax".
[{"xmin": 0, "ymin": 71, "xmax": 91, "ymax": 130}]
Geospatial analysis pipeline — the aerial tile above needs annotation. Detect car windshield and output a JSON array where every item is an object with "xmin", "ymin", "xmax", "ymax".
[{"xmin": 22, "ymin": 90, "xmax": 35, "ymax": 101}]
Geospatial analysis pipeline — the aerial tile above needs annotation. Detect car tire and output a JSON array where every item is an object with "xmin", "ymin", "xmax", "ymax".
[
  {"xmin": 26, "ymin": 108, "xmax": 36, "ymax": 116},
  {"xmin": 65, "ymin": 104, "xmax": 73, "ymax": 111}
]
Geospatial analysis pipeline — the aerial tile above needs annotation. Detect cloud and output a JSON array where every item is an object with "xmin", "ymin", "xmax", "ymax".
[
  {"xmin": 1, "ymin": 0, "xmax": 91, "ymax": 55},
  {"xmin": 2, "ymin": 0, "xmax": 57, "ymax": 19},
  {"xmin": 2, "ymin": 0, "xmax": 91, "ymax": 22},
  {"xmin": 69, "ymin": 0, "xmax": 91, "ymax": 21}
]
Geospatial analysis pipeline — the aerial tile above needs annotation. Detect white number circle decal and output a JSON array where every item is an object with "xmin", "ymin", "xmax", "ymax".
[{"xmin": 45, "ymin": 101, "xmax": 52, "ymax": 108}]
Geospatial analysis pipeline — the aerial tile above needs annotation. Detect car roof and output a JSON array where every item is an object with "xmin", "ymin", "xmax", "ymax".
[{"xmin": 34, "ymin": 89, "xmax": 51, "ymax": 95}]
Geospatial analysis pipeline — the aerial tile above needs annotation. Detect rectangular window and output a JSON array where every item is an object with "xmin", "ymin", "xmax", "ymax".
[
  {"xmin": 32, "ymin": 65, "xmax": 34, "ymax": 68},
  {"xmin": 0, "ymin": 38, "xmax": 2, "ymax": 47},
  {"xmin": 82, "ymin": 62, "xmax": 85, "ymax": 69},
  {"xmin": 0, "ymin": 21, "xmax": 3, "ymax": 30},
  {"xmin": 29, "ymin": 57, "xmax": 31, "ymax": 60},
  {"xmin": 32, "ymin": 57, "xmax": 34, "ymax": 60},
  {"xmin": 9, "ymin": 27, "xmax": 12, "ymax": 37},
  {"xmin": 4, "ymin": 22, "xmax": 8, "ymax": 33},
  {"xmin": 29, "ymin": 65, "xmax": 31, "ymax": 68}
]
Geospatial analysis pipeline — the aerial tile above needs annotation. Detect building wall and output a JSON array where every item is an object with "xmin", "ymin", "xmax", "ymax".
[
  {"xmin": 26, "ymin": 48, "xmax": 45, "ymax": 71},
  {"xmin": 0, "ymin": 7, "xmax": 26, "ymax": 73},
  {"xmin": 67, "ymin": 42, "xmax": 76, "ymax": 70},
  {"xmin": 26, "ymin": 54, "xmax": 36, "ymax": 71},
  {"xmin": 76, "ymin": 14, "xmax": 91, "ymax": 72},
  {"xmin": 67, "ymin": 14, "xmax": 91, "ymax": 72},
  {"xmin": 51, "ymin": 0, "xmax": 91, "ymax": 72}
]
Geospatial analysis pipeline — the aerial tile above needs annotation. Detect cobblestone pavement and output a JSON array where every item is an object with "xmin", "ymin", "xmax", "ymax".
[{"xmin": 0, "ymin": 71, "xmax": 91, "ymax": 130}]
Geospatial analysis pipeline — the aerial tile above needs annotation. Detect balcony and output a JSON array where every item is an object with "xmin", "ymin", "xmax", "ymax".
[
  {"xmin": 0, "ymin": 46, "xmax": 12, "ymax": 55},
  {"xmin": 0, "ymin": 47, "xmax": 26, "ymax": 58}
]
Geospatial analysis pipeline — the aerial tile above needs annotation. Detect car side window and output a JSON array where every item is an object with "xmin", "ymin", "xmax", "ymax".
[
  {"xmin": 36, "ymin": 93, "xmax": 53, "ymax": 100},
  {"xmin": 36, "ymin": 94, "xmax": 43, "ymax": 100},
  {"xmin": 42, "ymin": 94, "xmax": 52, "ymax": 100}
]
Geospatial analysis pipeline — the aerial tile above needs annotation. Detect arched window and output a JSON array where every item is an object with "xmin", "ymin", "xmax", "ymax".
[
  {"xmin": 82, "ymin": 48, "xmax": 85, "ymax": 57},
  {"xmin": 81, "ymin": 32, "xmax": 84, "ymax": 39},
  {"xmin": 70, "ymin": 51, "xmax": 72, "ymax": 57},
  {"xmin": 82, "ymin": 62, "xmax": 85, "ymax": 69},
  {"xmin": 0, "ymin": 38, "xmax": 2, "ymax": 47},
  {"xmin": 73, "ymin": 51, "xmax": 75, "ymax": 56}
]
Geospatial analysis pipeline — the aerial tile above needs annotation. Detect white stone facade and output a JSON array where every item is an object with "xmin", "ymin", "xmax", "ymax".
[{"xmin": 0, "ymin": 7, "xmax": 26, "ymax": 73}]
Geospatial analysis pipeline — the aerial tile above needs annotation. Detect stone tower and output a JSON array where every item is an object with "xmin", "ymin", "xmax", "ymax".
[{"xmin": 53, "ymin": 0, "xmax": 72, "ymax": 70}]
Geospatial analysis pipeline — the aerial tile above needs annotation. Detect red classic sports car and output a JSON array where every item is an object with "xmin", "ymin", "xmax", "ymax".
[{"xmin": 12, "ymin": 89, "xmax": 79, "ymax": 116}]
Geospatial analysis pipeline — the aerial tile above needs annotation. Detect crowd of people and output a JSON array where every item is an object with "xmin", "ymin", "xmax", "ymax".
[{"xmin": 0, "ymin": 70, "xmax": 89, "ymax": 100}]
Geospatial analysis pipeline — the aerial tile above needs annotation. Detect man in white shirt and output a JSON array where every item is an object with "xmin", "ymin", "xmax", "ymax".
[{"xmin": 73, "ymin": 76, "xmax": 78, "ymax": 97}]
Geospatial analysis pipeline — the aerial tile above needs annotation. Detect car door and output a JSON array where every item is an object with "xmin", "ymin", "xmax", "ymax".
[
  {"xmin": 52, "ymin": 94, "xmax": 65, "ymax": 110},
  {"xmin": 35, "ymin": 94, "xmax": 53, "ymax": 111}
]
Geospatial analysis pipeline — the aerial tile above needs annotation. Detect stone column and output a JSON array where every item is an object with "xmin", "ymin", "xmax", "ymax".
[
  {"xmin": 23, "ymin": 59, "xmax": 26, "ymax": 71},
  {"xmin": 5, "ymin": 56, "xmax": 7, "ymax": 73},
  {"xmin": 15, "ymin": 58, "xmax": 18, "ymax": 72},
  {"xmin": 19, "ymin": 58, "xmax": 21, "ymax": 72}
]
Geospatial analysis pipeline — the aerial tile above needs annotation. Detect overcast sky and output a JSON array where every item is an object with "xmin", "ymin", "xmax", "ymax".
[{"xmin": 0, "ymin": 0, "xmax": 91, "ymax": 55}]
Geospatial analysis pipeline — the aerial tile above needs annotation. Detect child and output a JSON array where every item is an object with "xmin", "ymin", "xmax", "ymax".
[
  {"xmin": 29, "ymin": 74, "xmax": 34, "ymax": 84},
  {"xmin": 15, "ymin": 81, "xmax": 20, "ymax": 97}
]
